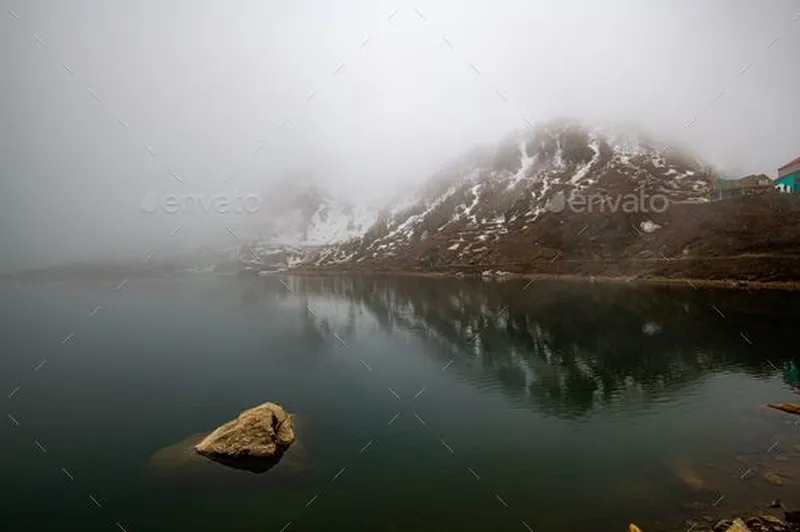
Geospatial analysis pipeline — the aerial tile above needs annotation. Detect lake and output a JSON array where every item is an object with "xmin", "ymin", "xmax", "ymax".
[{"xmin": 2, "ymin": 274, "xmax": 800, "ymax": 532}]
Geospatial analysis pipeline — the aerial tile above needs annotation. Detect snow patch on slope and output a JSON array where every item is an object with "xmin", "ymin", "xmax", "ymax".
[
  {"xmin": 570, "ymin": 137, "xmax": 601, "ymax": 184},
  {"xmin": 507, "ymin": 140, "xmax": 537, "ymax": 190}
]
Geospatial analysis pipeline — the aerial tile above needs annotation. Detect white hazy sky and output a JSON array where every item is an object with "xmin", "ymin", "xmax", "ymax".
[{"xmin": 2, "ymin": 0, "xmax": 799, "ymax": 270}]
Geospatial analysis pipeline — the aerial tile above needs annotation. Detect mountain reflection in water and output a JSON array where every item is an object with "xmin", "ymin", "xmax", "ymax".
[{"xmin": 245, "ymin": 276, "xmax": 798, "ymax": 419}]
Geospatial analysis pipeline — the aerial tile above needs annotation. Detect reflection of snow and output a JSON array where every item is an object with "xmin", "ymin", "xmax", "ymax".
[
  {"xmin": 642, "ymin": 321, "xmax": 662, "ymax": 335},
  {"xmin": 177, "ymin": 264, "xmax": 216, "ymax": 274}
]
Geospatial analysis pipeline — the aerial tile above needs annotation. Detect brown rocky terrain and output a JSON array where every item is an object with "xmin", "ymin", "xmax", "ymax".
[
  {"xmin": 299, "ymin": 194, "xmax": 800, "ymax": 285},
  {"xmin": 279, "ymin": 121, "xmax": 800, "ymax": 286}
]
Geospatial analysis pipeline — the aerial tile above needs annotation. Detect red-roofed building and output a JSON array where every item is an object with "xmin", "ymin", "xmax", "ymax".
[{"xmin": 776, "ymin": 155, "xmax": 800, "ymax": 193}]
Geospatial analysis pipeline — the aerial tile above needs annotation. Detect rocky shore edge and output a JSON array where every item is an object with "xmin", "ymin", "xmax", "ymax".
[
  {"xmin": 272, "ymin": 267, "xmax": 800, "ymax": 292},
  {"xmin": 673, "ymin": 508, "xmax": 800, "ymax": 532}
]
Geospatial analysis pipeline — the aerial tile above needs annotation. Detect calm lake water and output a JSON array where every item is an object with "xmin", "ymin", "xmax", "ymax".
[{"xmin": 2, "ymin": 274, "xmax": 800, "ymax": 532}]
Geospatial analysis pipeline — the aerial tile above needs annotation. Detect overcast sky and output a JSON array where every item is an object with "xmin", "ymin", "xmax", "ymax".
[{"xmin": 2, "ymin": 0, "xmax": 799, "ymax": 270}]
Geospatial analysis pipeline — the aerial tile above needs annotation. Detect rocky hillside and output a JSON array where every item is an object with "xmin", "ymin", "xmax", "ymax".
[
  {"xmin": 303, "ymin": 120, "xmax": 717, "ymax": 269},
  {"xmin": 240, "ymin": 120, "xmax": 800, "ymax": 283}
]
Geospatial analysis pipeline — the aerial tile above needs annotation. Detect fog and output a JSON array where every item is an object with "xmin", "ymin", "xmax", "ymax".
[{"xmin": 2, "ymin": 0, "xmax": 799, "ymax": 271}]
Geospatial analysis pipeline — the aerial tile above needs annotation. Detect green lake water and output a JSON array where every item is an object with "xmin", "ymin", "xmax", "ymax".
[{"xmin": 2, "ymin": 274, "xmax": 799, "ymax": 531}]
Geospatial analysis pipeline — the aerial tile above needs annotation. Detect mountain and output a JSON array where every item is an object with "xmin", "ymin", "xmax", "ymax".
[
  {"xmin": 303, "ymin": 119, "xmax": 718, "ymax": 270},
  {"xmin": 237, "ymin": 172, "xmax": 377, "ymax": 272}
]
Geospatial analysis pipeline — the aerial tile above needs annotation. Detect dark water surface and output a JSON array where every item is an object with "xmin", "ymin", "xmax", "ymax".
[{"xmin": 2, "ymin": 274, "xmax": 800, "ymax": 532}]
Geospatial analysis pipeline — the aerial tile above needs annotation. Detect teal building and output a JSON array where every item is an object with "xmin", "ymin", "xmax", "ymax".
[{"xmin": 776, "ymin": 156, "xmax": 800, "ymax": 193}]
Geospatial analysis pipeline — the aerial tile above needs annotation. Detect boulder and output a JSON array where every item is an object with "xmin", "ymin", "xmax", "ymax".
[
  {"xmin": 728, "ymin": 519, "xmax": 752, "ymax": 532},
  {"xmin": 194, "ymin": 402, "xmax": 296, "ymax": 472},
  {"xmin": 743, "ymin": 515, "xmax": 794, "ymax": 532}
]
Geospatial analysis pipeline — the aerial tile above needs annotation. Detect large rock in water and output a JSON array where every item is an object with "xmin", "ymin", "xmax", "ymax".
[{"xmin": 194, "ymin": 402, "xmax": 296, "ymax": 472}]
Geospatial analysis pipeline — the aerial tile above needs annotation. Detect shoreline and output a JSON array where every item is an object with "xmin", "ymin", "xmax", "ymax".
[
  {"xmin": 5, "ymin": 264, "xmax": 799, "ymax": 292},
  {"xmin": 277, "ymin": 268, "xmax": 800, "ymax": 291}
]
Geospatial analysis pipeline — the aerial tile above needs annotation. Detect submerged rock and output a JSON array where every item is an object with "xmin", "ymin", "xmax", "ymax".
[
  {"xmin": 670, "ymin": 457, "xmax": 709, "ymax": 490},
  {"xmin": 149, "ymin": 432, "xmax": 210, "ymax": 473},
  {"xmin": 762, "ymin": 471, "xmax": 784, "ymax": 487},
  {"xmin": 767, "ymin": 404, "xmax": 800, "ymax": 416},
  {"xmin": 194, "ymin": 402, "xmax": 296, "ymax": 472},
  {"xmin": 147, "ymin": 429, "xmax": 309, "ymax": 482}
]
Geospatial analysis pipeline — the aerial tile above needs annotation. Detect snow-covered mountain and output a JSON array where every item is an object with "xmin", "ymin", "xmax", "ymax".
[
  {"xmin": 237, "ymin": 175, "xmax": 378, "ymax": 272},
  {"xmin": 302, "ymin": 119, "xmax": 716, "ymax": 269}
]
